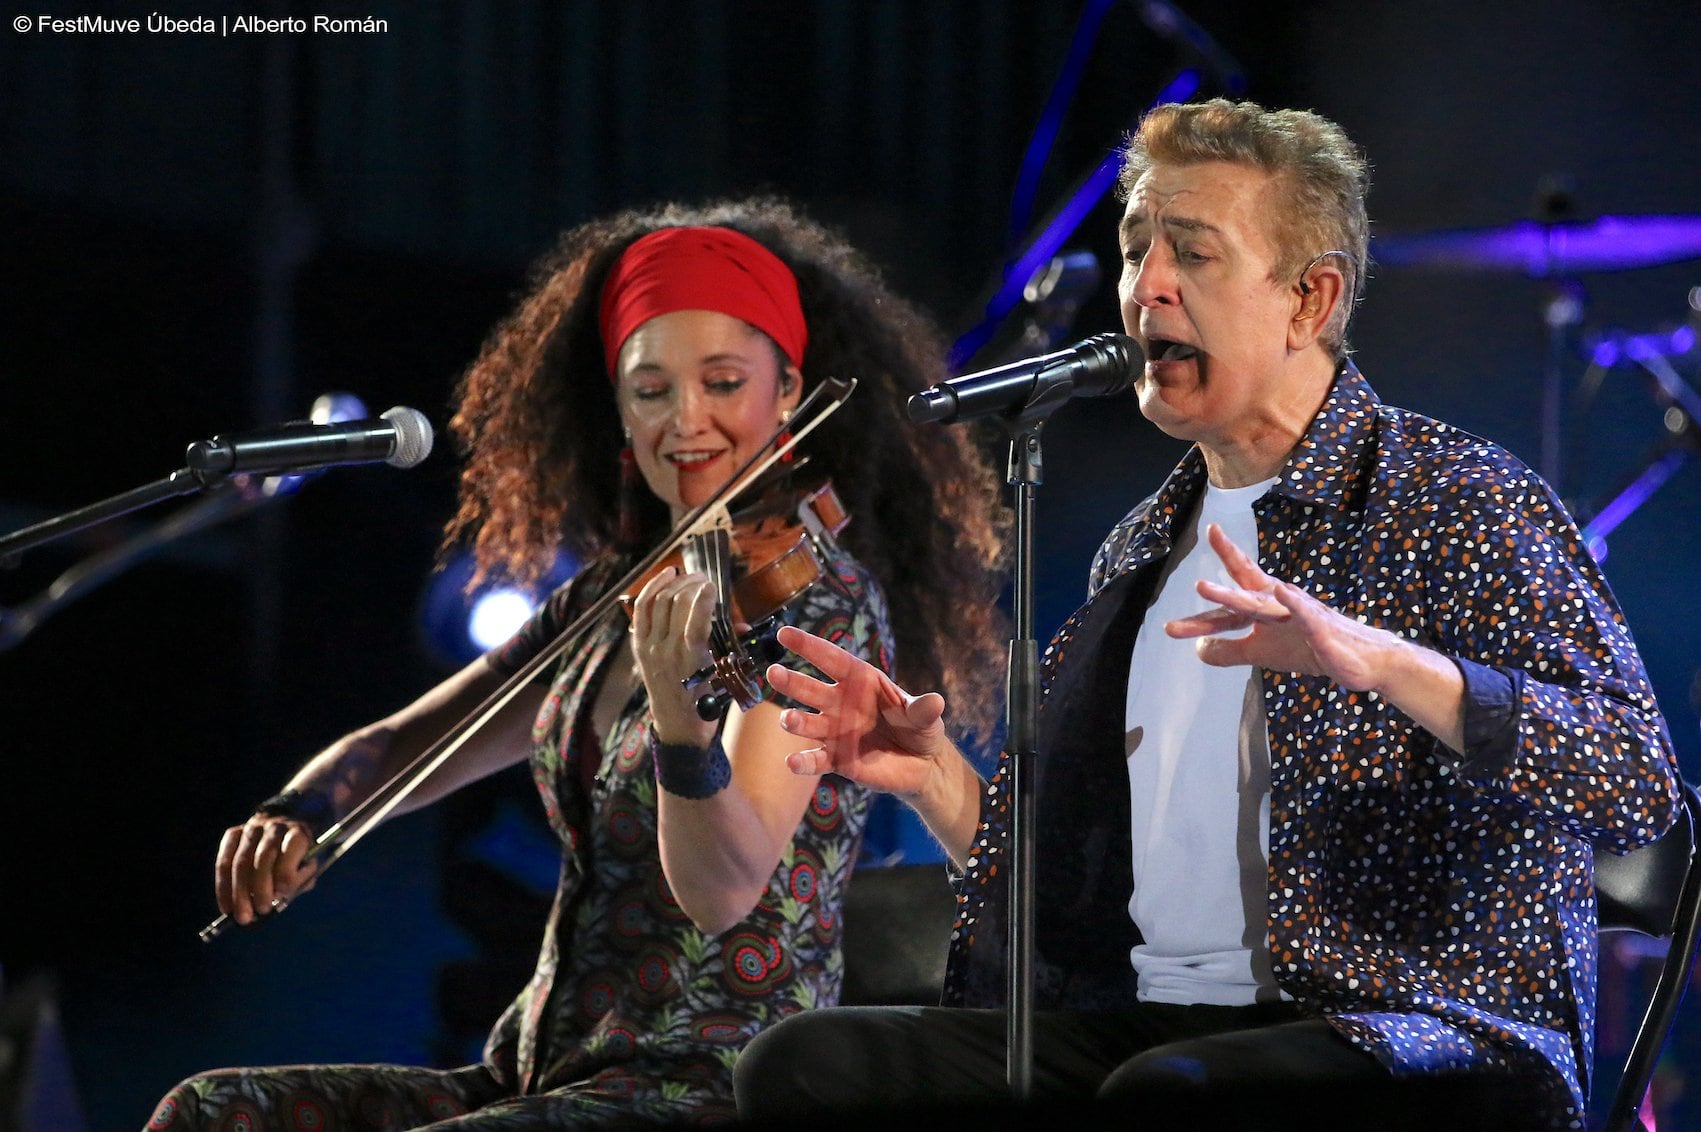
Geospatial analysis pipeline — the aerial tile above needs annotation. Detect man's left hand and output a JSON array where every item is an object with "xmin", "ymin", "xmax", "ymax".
[{"xmin": 1164, "ymin": 522, "xmax": 1399, "ymax": 694}]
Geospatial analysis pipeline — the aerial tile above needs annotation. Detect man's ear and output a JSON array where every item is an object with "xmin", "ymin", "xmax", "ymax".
[{"xmin": 1290, "ymin": 267, "xmax": 1345, "ymax": 352}]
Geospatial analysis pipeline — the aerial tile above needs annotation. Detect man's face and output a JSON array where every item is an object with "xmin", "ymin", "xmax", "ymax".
[{"xmin": 1117, "ymin": 160, "xmax": 1301, "ymax": 449}]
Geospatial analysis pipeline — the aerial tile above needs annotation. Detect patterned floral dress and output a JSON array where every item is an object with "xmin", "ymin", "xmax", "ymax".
[{"xmin": 147, "ymin": 535, "xmax": 889, "ymax": 1131}]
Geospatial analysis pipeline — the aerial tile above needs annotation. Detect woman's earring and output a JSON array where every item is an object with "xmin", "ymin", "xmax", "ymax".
[{"xmin": 776, "ymin": 408, "xmax": 795, "ymax": 464}]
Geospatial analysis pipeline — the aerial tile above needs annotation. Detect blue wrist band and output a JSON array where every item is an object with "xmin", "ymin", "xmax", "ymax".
[
  {"xmin": 649, "ymin": 732, "xmax": 732, "ymax": 799},
  {"xmin": 254, "ymin": 787, "xmax": 335, "ymax": 837}
]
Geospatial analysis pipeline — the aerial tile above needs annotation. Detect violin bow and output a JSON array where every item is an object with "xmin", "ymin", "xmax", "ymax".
[{"xmin": 200, "ymin": 375, "xmax": 856, "ymax": 941}]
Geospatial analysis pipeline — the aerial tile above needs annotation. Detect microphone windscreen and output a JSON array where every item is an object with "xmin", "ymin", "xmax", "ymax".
[
  {"xmin": 381, "ymin": 406, "xmax": 435, "ymax": 468},
  {"xmin": 1076, "ymin": 332, "xmax": 1138, "ymax": 397}
]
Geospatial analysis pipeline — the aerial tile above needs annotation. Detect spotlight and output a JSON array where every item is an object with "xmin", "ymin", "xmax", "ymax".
[
  {"xmin": 417, "ymin": 550, "xmax": 578, "ymax": 668},
  {"xmin": 468, "ymin": 588, "xmax": 537, "ymax": 652}
]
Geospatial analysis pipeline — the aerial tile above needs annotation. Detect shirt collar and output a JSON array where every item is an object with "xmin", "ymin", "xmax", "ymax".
[
  {"xmin": 1271, "ymin": 360, "xmax": 1381, "ymax": 512},
  {"xmin": 1124, "ymin": 361, "xmax": 1381, "ymax": 552}
]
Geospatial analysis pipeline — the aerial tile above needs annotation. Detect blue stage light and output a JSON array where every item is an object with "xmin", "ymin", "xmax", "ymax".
[
  {"xmin": 418, "ymin": 549, "xmax": 577, "ymax": 667},
  {"xmin": 468, "ymin": 588, "xmax": 537, "ymax": 651}
]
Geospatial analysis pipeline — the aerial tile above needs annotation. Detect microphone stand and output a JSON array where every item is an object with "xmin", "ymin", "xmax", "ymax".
[
  {"xmin": 0, "ymin": 476, "xmax": 279, "ymax": 651},
  {"xmin": 992, "ymin": 379, "xmax": 1083, "ymax": 1101},
  {"xmin": 0, "ymin": 465, "xmax": 226, "ymax": 566},
  {"xmin": 1002, "ymin": 420, "xmax": 1041, "ymax": 1102},
  {"xmin": 920, "ymin": 338, "xmax": 1132, "ymax": 1101},
  {"xmin": 0, "ymin": 393, "xmax": 374, "ymax": 643}
]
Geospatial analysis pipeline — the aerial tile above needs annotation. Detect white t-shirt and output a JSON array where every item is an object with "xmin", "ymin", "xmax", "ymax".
[{"xmin": 1123, "ymin": 476, "xmax": 1284, "ymax": 1005}]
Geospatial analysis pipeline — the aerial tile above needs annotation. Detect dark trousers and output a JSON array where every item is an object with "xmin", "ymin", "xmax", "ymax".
[{"xmin": 733, "ymin": 1002, "xmax": 1555, "ymax": 1130}]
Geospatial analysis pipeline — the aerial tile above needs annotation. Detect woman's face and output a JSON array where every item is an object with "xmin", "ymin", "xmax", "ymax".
[{"xmin": 614, "ymin": 308, "xmax": 802, "ymax": 522}]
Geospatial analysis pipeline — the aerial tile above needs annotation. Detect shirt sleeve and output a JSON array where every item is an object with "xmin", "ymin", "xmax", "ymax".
[
  {"xmin": 1453, "ymin": 655, "xmax": 1518, "ymax": 759},
  {"xmin": 1427, "ymin": 466, "xmax": 1679, "ymax": 852}
]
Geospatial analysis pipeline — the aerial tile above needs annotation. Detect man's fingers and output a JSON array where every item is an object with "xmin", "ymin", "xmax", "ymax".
[
  {"xmin": 1206, "ymin": 523, "xmax": 1275, "ymax": 590},
  {"xmin": 778, "ymin": 705, "xmax": 835, "ymax": 742},
  {"xmin": 765, "ymin": 662, "xmax": 837, "ymax": 711},
  {"xmin": 1206, "ymin": 522, "xmax": 1255, "ymax": 567},
  {"xmin": 1270, "ymin": 580, "xmax": 1313, "ymax": 616},
  {"xmin": 899, "ymin": 691, "xmax": 947, "ymax": 731},
  {"xmin": 1166, "ymin": 608, "xmax": 1253, "ymax": 639},
  {"xmin": 1196, "ymin": 578, "xmax": 1285, "ymax": 621},
  {"xmin": 774, "ymin": 624, "xmax": 861, "ymax": 680},
  {"xmin": 784, "ymin": 746, "xmax": 830, "ymax": 776},
  {"xmin": 1194, "ymin": 635, "xmax": 1253, "ymax": 668}
]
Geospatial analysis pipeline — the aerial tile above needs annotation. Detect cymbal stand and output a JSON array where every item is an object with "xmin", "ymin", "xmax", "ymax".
[{"xmin": 1540, "ymin": 273, "xmax": 1586, "ymax": 500}]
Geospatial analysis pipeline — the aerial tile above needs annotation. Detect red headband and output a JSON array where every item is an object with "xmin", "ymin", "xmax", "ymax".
[{"xmin": 598, "ymin": 226, "xmax": 808, "ymax": 378}]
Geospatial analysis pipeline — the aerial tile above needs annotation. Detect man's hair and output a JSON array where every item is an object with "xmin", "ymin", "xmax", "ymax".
[{"xmin": 1118, "ymin": 98, "xmax": 1371, "ymax": 360}]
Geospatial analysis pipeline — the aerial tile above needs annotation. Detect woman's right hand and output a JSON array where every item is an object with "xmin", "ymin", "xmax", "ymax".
[
  {"xmin": 214, "ymin": 814, "xmax": 323, "ymax": 927},
  {"xmin": 764, "ymin": 623, "xmax": 953, "ymax": 798}
]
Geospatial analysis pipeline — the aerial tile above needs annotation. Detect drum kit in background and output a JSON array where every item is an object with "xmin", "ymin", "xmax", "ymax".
[
  {"xmin": 1373, "ymin": 209, "xmax": 1701, "ymax": 560},
  {"xmin": 1385, "ymin": 212, "xmax": 1701, "ymax": 1108}
]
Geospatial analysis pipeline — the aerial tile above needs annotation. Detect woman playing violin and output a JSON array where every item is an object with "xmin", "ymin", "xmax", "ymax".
[{"xmin": 146, "ymin": 195, "xmax": 1009, "ymax": 1130}]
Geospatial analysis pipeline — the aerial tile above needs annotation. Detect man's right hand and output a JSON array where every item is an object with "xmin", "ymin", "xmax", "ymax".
[{"xmin": 765, "ymin": 623, "xmax": 952, "ymax": 798}]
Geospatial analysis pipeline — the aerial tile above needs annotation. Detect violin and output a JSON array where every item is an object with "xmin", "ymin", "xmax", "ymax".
[
  {"xmin": 199, "ymin": 375, "xmax": 858, "ymax": 941},
  {"xmin": 618, "ymin": 476, "xmax": 850, "ymax": 720}
]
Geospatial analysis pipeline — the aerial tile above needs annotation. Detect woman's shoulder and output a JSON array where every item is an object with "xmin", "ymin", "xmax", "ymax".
[{"xmin": 489, "ymin": 554, "xmax": 625, "ymax": 673}]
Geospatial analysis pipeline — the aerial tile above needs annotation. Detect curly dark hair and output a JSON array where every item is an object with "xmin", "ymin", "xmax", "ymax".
[{"xmin": 442, "ymin": 195, "xmax": 1011, "ymax": 742}]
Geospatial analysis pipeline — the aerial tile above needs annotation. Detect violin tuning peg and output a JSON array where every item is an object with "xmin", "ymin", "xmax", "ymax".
[{"xmin": 695, "ymin": 692, "xmax": 731, "ymax": 722}]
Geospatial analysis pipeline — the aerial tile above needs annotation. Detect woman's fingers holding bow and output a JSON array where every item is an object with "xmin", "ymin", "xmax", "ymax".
[{"xmin": 215, "ymin": 816, "xmax": 321, "ymax": 926}]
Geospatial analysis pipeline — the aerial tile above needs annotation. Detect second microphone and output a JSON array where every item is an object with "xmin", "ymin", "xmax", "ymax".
[
  {"xmin": 907, "ymin": 332, "xmax": 1137, "ymax": 426},
  {"xmin": 185, "ymin": 405, "xmax": 436, "ymax": 480}
]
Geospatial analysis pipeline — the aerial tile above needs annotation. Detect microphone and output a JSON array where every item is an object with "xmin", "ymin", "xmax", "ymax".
[
  {"xmin": 185, "ymin": 405, "xmax": 435, "ymax": 480},
  {"xmin": 263, "ymin": 392, "xmax": 373, "ymax": 497},
  {"xmin": 907, "ymin": 332, "xmax": 1136, "ymax": 425}
]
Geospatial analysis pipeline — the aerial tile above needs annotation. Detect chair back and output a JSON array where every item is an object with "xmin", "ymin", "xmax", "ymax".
[
  {"xmin": 838, "ymin": 863, "xmax": 957, "ymax": 1006},
  {"xmin": 1593, "ymin": 780, "xmax": 1701, "ymax": 1132}
]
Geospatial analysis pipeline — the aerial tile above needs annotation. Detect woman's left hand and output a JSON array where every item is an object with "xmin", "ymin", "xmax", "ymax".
[{"xmin": 629, "ymin": 566, "xmax": 722, "ymax": 747}]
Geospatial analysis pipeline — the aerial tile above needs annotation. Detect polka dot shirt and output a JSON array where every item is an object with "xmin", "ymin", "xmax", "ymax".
[{"xmin": 940, "ymin": 364, "xmax": 1681, "ymax": 1129}]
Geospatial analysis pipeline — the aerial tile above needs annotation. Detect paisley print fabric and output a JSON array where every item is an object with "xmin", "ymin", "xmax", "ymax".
[
  {"xmin": 148, "ymin": 536, "xmax": 888, "ymax": 1130},
  {"xmin": 939, "ymin": 364, "xmax": 1680, "ymax": 1129}
]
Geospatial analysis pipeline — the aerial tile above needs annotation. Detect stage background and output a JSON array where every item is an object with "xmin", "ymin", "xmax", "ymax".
[{"xmin": 2, "ymin": 3, "xmax": 1698, "ymax": 1129}]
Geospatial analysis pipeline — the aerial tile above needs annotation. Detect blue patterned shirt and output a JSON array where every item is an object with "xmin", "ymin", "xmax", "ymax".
[{"xmin": 941, "ymin": 364, "xmax": 1680, "ymax": 1128}]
